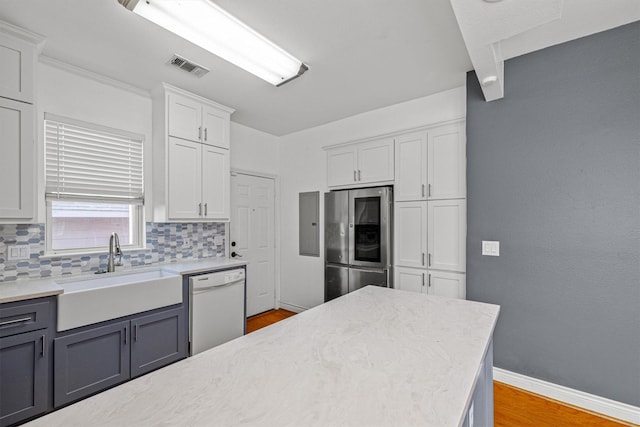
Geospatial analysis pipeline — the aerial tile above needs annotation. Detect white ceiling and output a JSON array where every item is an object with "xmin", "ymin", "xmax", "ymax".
[{"xmin": 0, "ymin": 0, "xmax": 637, "ymax": 136}]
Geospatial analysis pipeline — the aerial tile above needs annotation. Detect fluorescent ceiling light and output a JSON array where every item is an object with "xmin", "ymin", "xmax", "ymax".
[{"xmin": 118, "ymin": 0, "xmax": 308, "ymax": 86}]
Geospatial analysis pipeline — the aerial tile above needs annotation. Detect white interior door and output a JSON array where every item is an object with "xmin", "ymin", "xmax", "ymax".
[{"xmin": 230, "ymin": 173, "xmax": 276, "ymax": 317}]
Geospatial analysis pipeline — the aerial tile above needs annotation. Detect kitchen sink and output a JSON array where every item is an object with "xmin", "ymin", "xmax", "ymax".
[{"xmin": 56, "ymin": 268, "xmax": 182, "ymax": 331}]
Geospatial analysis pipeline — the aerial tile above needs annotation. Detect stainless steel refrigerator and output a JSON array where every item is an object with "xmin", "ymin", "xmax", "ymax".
[{"xmin": 324, "ymin": 186, "xmax": 393, "ymax": 302}]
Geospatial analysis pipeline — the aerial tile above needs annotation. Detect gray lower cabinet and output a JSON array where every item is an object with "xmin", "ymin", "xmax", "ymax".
[
  {"xmin": 130, "ymin": 307, "xmax": 186, "ymax": 378},
  {"xmin": 0, "ymin": 297, "xmax": 53, "ymax": 427},
  {"xmin": 53, "ymin": 321, "xmax": 130, "ymax": 408},
  {"xmin": 0, "ymin": 330, "xmax": 48, "ymax": 427},
  {"xmin": 54, "ymin": 306, "xmax": 187, "ymax": 408}
]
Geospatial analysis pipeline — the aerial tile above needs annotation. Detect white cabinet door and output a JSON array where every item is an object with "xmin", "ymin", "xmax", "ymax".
[
  {"xmin": 394, "ymin": 201, "xmax": 427, "ymax": 268},
  {"xmin": 395, "ymin": 131, "xmax": 427, "ymax": 201},
  {"xmin": 358, "ymin": 138, "xmax": 394, "ymax": 184},
  {"xmin": 168, "ymin": 137, "xmax": 202, "ymax": 219},
  {"xmin": 202, "ymin": 145, "xmax": 230, "ymax": 220},
  {"xmin": 327, "ymin": 145, "xmax": 358, "ymax": 187},
  {"xmin": 0, "ymin": 97, "xmax": 33, "ymax": 219},
  {"xmin": 394, "ymin": 266, "xmax": 425, "ymax": 294},
  {"xmin": 168, "ymin": 93, "xmax": 201, "ymax": 143},
  {"xmin": 0, "ymin": 33, "xmax": 35, "ymax": 103},
  {"xmin": 427, "ymin": 270, "xmax": 466, "ymax": 299},
  {"xmin": 427, "ymin": 199, "xmax": 466, "ymax": 272},
  {"xmin": 202, "ymin": 105, "xmax": 229, "ymax": 149},
  {"xmin": 428, "ymin": 124, "xmax": 466, "ymax": 200}
]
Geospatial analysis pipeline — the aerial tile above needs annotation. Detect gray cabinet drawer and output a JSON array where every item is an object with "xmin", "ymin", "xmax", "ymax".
[{"xmin": 0, "ymin": 299, "xmax": 51, "ymax": 338}]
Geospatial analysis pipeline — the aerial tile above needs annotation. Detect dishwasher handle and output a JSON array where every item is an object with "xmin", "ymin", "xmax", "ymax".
[{"xmin": 191, "ymin": 278, "xmax": 244, "ymax": 293}]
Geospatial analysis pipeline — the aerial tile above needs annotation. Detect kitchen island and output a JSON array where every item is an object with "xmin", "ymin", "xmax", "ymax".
[{"xmin": 26, "ymin": 286, "xmax": 499, "ymax": 427}]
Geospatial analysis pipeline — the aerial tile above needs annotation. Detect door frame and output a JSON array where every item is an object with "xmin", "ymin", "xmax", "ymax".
[{"xmin": 230, "ymin": 169, "xmax": 281, "ymax": 310}]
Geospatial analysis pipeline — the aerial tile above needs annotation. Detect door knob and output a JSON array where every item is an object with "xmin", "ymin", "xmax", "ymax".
[{"xmin": 231, "ymin": 251, "xmax": 243, "ymax": 258}]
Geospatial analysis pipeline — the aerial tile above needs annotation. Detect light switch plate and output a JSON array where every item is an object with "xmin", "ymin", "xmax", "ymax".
[
  {"xmin": 213, "ymin": 236, "xmax": 224, "ymax": 245},
  {"xmin": 8, "ymin": 245, "xmax": 30, "ymax": 260},
  {"xmin": 482, "ymin": 241, "xmax": 500, "ymax": 256}
]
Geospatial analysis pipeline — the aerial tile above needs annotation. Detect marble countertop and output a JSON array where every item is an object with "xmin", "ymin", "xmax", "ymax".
[
  {"xmin": 26, "ymin": 286, "xmax": 500, "ymax": 427},
  {"xmin": 0, "ymin": 257, "xmax": 247, "ymax": 304}
]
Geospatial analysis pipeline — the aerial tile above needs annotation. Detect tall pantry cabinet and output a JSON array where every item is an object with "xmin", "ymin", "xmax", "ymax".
[
  {"xmin": 393, "ymin": 121, "xmax": 467, "ymax": 298},
  {"xmin": 151, "ymin": 84, "xmax": 235, "ymax": 222},
  {"xmin": 0, "ymin": 22, "xmax": 43, "ymax": 221}
]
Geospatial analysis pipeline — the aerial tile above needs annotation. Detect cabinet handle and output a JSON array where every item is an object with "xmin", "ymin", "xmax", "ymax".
[
  {"xmin": 422, "ymin": 273, "xmax": 425, "ymax": 287},
  {"xmin": 198, "ymin": 126, "xmax": 202, "ymax": 141},
  {"xmin": 421, "ymin": 184, "xmax": 425, "ymax": 198},
  {"xmin": 135, "ymin": 324, "xmax": 139, "ymax": 342},
  {"xmin": 428, "ymin": 273, "xmax": 432, "ymax": 287},
  {"xmin": 41, "ymin": 335, "xmax": 45, "ymax": 357},
  {"xmin": 204, "ymin": 203, "xmax": 208, "ymax": 216},
  {"xmin": 204, "ymin": 128, "xmax": 208, "ymax": 142},
  {"xmin": 358, "ymin": 170, "xmax": 361, "ymax": 181},
  {"xmin": 198, "ymin": 203, "xmax": 203, "ymax": 216},
  {"xmin": 421, "ymin": 252, "xmax": 425, "ymax": 266},
  {"xmin": 124, "ymin": 326, "xmax": 127, "ymax": 344},
  {"xmin": 353, "ymin": 170, "xmax": 357, "ymax": 182},
  {"xmin": 428, "ymin": 184, "xmax": 432, "ymax": 197},
  {"xmin": 428, "ymin": 253, "xmax": 432, "ymax": 267},
  {"xmin": 0, "ymin": 316, "xmax": 32, "ymax": 326}
]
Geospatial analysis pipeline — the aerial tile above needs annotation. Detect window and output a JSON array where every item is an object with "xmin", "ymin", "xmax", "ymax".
[{"xmin": 45, "ymin": 114, "xmax": 144, "ymax": 254}]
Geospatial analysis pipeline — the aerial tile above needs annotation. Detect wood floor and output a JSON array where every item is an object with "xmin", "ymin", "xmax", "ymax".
[
  {"xmin": 246, "ymin": 308, "xmax": 296, "ymax": 333},
  {"xmin": 246, "ymin": 310, "xmax": 636, "ymax": 427}
]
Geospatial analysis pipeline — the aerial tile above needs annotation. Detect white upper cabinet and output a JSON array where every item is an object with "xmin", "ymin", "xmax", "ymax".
[
  {"xmin": 394, "ymin": 131, "xmax": 427, "ymax": 201},
  {"xmin": 327, "ymin": 145, "xmax": 358, "ymax": 187},
  {"xmin": 202, "ymin": 105, "xmax": 230, "ymax": 149},
  {"xmin": 427, "ymin": 199, "xmax": 466, "ymax": 273},
  {"xmin": 326, "ymin": 137, "xmax": 394, "ymax": 188},
  {"xmin": 168, "ymin": 93, "xmax": 201, "ymax": 143},
  {"xmin": 394, "ymin": 122, "xmax": 466, "ymax": 201},
  {"xmin": 0, "ymin": 98, "xmax": 34, "ymax": 219},
  {"xmin": 357, "ymin": 138, "xmax": 394, "ymax": 184},
  {"xmin": 0, "ymin": 23, "xmax": 41, "ymax": 221},
  {"xmin": 153, "ymin": 84, "xmax": 234, "ymax": 222},
  {"xmin": 428, "ymin": 123, "xmax": 466, "ymax": 200},
  {"xmin": 0, "ymin": 27, "xmax": 38, "ymax": 104},
  {"xmin": 167, "ymin": 89, "xmax": 231, "ymax": 149}
]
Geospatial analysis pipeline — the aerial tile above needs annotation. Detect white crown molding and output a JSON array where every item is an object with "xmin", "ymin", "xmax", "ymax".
[
  {"xmin": 38, "ymin": 55, "xmax": 151, "ymax": 98},
  {"xmin": 0, "ymin": 19, "xmax": 46, "ymax": 48},
  {"xmin": 493, "ymin": 367, "xmax": 640, "ymax": 425}
]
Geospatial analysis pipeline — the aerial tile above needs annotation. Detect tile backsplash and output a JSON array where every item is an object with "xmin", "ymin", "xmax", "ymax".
[{"xmin": 0, "ymin": 223, "xmax": 226, "ymax": 282}]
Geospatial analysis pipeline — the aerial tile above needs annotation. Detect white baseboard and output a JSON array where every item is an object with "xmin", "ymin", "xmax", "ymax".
[
  {"xmin": 493, "ymin": 367, "xmax": 640, "ymax": 425},
  {"xmin": 277, "ymin": 301, "xmax": 307, "ymax": 313}
]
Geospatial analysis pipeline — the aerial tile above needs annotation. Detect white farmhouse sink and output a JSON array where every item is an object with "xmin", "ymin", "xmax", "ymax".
[{"xmin": 56, "ymin": 269, "xmax": 182, "ymax": 331}]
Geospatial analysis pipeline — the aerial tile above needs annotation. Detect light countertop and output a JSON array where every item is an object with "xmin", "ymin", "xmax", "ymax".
[
  {"xmin": 0, "ymin": 257, "xmax": 247, "ymax": 304},
  {"xmin": 26, "ymin": 286, "xmax": 500, "ymax": 427}
]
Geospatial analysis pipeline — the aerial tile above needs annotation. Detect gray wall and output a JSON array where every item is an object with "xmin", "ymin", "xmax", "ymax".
[{"xmin": 466, "ymin": 22, "xmax": 639, "ymax": 406}]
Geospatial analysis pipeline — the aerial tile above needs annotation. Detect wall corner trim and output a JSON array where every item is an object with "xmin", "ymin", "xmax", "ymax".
[{"xmin": 493, "ymin": 367, "xmax": 640, "ymax": 424}]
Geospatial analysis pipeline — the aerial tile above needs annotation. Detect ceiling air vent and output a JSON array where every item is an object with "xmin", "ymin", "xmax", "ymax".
[{"xmin": 167, "ymin": 55, "xmax": 210, "ymax": 78}]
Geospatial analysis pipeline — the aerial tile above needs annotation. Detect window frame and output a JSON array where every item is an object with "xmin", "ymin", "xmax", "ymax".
[{"xmin": 43, "ymin": 114, "xmax": 146, "ymax": 256}]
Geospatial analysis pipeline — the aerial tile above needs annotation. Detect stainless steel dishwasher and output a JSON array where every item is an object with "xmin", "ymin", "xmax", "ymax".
[{"xmin": 189, "ymin": 268, "xmax": 245, "ymax": 355}]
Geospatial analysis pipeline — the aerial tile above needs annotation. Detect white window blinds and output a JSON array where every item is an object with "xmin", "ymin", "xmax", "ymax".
[{"xmin": 45, "ymin": 114, "xmax": 144, "ymax": 203}]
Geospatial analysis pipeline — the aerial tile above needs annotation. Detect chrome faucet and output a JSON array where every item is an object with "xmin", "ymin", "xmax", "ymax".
[{"xmin": 107, "ymin": 232, "xmax": 123, "ymax": 272}]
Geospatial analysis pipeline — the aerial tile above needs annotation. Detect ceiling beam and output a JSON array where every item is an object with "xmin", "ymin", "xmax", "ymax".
[{"xmin": 449, "ymin": 0, "xmax": 564, "ymax": 101}]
